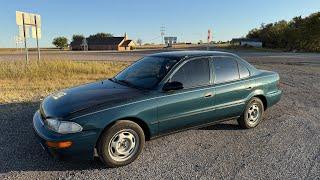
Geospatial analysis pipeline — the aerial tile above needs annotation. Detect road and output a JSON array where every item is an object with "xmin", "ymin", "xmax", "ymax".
[
  {"xmin": 0, "ymin": 49, "xmax": 320, "ymax": 179},
  {"xmin": 1, "ymin": 48, "xmax": 320, "ymax": 63}
]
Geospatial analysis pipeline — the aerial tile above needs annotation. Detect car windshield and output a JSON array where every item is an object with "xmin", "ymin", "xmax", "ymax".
[{"xmin": 113, "ymin": 56, "xmax": 178, "ymax": 89}]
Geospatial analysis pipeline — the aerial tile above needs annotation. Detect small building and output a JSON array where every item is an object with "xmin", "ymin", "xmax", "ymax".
[
  {"xmin": 70, "ymin": 33, "xmax": 136, "ymax": 51},
  {"xmin": 231, "ymin": 38, "xmax": 262, "ymax": 48}
]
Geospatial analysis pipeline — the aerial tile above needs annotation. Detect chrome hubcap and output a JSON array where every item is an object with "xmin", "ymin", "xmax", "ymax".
[
  {"xmin": 108, "ymin": 130, "xmax": 139, "ymax": 162},
  {"xmin": 247, "ymin": 103, "xmax": 260, "ymax": 125}
]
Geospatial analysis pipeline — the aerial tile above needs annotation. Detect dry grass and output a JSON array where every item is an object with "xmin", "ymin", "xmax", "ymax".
[{"xmin": 0, "ymin": 60, "xmax": 130, "ymax": 103}]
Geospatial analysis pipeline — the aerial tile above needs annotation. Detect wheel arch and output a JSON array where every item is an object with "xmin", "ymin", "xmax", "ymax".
[
  {"xmin": 96, "ymin": 117, "xmax": 151, "ymax": 149},
  {"xmin": 253, "ymin": 94, "xmax": 267, "ymax": 110},
  {"xmin": 119, "ymin": 117, "xmax": 151, "ymax": 140},
  {"xmin": 247, "ymin": 89, "xmax": 268, "ymax": 111}
]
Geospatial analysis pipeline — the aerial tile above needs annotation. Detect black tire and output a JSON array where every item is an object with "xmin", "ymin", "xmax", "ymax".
[
  {"xmin": 97, "ymin": 120, "xmax": 145, "ymax": 168},
  {"xmin": 237, "ymin": 97, "xmax": 264, "ymax": 129}
]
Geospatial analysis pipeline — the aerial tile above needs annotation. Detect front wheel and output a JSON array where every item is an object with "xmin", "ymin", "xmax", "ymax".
[
  {"xmin": 237, "ymin": 97, "xmax": 264, "ymax": 129},
  {"xmin": 97, "ymin": 120, "xmax": 145, "ymax": 167}
]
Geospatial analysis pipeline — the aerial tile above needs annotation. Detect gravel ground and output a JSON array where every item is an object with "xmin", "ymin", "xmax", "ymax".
[{"xmin": 0, "ymin": 51, "xmax": 320, "ymax": 179}]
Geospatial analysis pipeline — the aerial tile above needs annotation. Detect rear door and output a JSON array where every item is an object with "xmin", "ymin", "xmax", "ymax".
[
  {"xmin": 157, "ymin": 57, "xmax": 215, "ymax": 134},
  {"xmin": 211, "ymin": 56, "xmax": 252, "ymax": 120}
]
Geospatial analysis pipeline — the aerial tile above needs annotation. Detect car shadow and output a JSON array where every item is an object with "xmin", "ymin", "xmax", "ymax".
[
  {"xmin": 0, "ymin": 101, "xmax": 105, "ymax": 173},
  {"xmin": 0, "ymin": 101, "xmax": 242, "ymax": 173},
  {"xmin": 199, "ymin": 121, "xmax": 241, "ymax": 130}
]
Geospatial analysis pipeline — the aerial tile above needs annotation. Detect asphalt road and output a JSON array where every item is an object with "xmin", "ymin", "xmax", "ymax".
[
  {"xmin": 1, "ymin": 50, "xmax": 320, "ymax": 179},
  {"xmin": 2, "ymin": 47, "xmax": 320, "ymax": 63}
]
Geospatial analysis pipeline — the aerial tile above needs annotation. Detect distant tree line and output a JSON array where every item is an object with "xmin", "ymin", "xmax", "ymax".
[
  {"xmin": 247, "ymin": 12, "xmax": 320, "ymax": 52},
  {"xmin": 52, "ymin": 33, "xmax": 114, "ymax": 50},
  {"xmin": 71, "ymin": 32, "xmax": 114, "ymax": 45}
]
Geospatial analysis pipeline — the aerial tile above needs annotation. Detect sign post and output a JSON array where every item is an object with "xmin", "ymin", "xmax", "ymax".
[
  {"xmin": 34, "ymin": 15, "xmax": 40, "ymax": 61},
  {"xmin": 22, "ymin": 13, "xmax": 29, "ymax": 64}
]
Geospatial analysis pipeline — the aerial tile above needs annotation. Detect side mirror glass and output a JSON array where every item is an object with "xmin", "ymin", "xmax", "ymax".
[{"xmin": 163, "ymin": 81, "xmax": 183, "ymax": 91}]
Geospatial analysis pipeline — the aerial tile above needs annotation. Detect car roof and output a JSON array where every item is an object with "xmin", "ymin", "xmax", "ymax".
[{"xmin": 149, "ymin": 50, "xmax": 237, "ymax": 60}]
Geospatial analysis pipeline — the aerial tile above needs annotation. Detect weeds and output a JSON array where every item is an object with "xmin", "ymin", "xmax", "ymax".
[{"xmin": 0, "ymin": 60, "xmax": 129, "ymax": 103}]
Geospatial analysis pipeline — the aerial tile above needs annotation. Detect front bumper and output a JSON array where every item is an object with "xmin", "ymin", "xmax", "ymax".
[{"xmin": 33, "ymin": 110, "xmax": 99, "ymax": 160}]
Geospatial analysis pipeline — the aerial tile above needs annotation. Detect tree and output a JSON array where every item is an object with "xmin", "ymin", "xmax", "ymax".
[
  {"xmin": 245, "ymin": 12, "xmax": 320, "ymax": 52},
  {"xmin": 87, "ymin": 32, "xmax": 113, "ymax": 43},
  {"xmin": 52, "ymin": 37, "xmax": 68, "ymax": 49},
  {"xmin": 137, "ymin": 38, "xmax": 143, "ymax": 46},
  {"xmin": 71, "ymin": 34, "xmax": 85, "ymax": 44}
]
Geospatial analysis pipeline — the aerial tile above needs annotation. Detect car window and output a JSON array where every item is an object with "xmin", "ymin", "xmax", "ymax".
[
  {"xmin": 213, "ymin": 57, "xmax": 239, "ymax": 83},
  {"xmin": 171, "ymin": 58, "xmax": 210, "ymax": 89},
  {"xmin": 238, "ymin": 61, "xmax": 250, "ymax": 78}
]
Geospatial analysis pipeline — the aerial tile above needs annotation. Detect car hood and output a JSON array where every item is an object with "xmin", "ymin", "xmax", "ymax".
[{"xmin": 40, "ymin": 80, "xmax": 145, "ymax": 119}]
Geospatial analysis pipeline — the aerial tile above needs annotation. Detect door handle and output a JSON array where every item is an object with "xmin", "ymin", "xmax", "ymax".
[
  {"xmin": 204, "ymin": 92, "xmax": 213, "ymax": 98},
  {"xmin": 245, "ymin": 86, "xmax": 252, "ymax": 90}
]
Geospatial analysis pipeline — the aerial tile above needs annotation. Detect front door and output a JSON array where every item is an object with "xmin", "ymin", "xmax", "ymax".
[{"xmin": 157, "ymin": 57, "xmax": 215, "ymax": 134}]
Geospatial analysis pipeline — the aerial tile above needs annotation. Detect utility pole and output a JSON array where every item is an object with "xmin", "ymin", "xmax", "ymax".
[{"xmin": 160, "ymin": 26, "xmax": 165, "ymax": 44}]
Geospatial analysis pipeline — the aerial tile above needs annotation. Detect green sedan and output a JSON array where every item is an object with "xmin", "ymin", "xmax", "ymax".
[{"xmin": 33, "ymin": 51, "xmax": 282, "ymax": 167}]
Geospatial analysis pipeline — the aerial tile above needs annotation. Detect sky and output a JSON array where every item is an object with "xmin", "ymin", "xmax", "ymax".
[{"xmin": 1, "ymin": 0, "xmax": 320, "ymax": 48}]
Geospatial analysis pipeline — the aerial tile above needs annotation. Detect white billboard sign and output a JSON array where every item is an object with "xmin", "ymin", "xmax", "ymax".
[
  {"xmin": 16, "ymin": 11, "xmax": 23, "ymax": 25},
  {"xmin": 16, "ymin": 11, "xmax": 41, "ymax": 27},
  {"xmin": 16, "ymin": 11, "xmax": 42, "ymax": 63},
  {"xmin": 31, "ymin": 26, "xmax": 41, "ymax": 39},
  {"xmin": 16, "ymin": 11, "xmax": 41, "ymax": 40}
]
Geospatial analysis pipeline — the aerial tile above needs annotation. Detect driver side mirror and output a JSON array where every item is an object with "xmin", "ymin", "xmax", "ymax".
[{"xmin": 162, "ymin": 81, "xmax": 183, "ymax": 91}]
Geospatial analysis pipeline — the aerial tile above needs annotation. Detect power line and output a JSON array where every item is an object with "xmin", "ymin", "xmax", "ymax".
[{"xmin": 148, "ymin": 35, "xmax": 162, "ymax": 42}]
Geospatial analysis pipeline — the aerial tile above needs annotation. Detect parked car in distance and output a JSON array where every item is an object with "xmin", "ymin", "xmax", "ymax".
[{"xmin": 33, "ymin": 51, "xmax": 282, "ymax": 167}]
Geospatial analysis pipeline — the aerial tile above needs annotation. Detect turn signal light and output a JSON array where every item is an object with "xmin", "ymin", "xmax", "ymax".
[{"xmin": 46, "ymin": 141, "xmax": 72, "ymax": 149}]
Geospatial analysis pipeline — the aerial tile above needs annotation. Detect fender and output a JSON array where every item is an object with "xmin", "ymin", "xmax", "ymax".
[{"xmin": 245, "ymin": 89, "xmax": 265, "ymax": 102}]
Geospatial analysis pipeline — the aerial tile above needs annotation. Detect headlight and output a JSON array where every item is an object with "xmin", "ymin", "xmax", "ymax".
[{"xmin": 45, "ymin": 118, "xmax": 83, "ymax": 134}]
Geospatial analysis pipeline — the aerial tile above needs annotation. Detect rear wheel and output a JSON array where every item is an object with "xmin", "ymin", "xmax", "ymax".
[
  {"xmin": 237, "ymin": 97, "xmax": 264, "ymax": 129},
  {"xmin": 97, "ymin": 120, "xmax": 145, "ymax": 167}
]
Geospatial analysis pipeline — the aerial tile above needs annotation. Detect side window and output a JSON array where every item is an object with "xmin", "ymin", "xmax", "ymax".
[
  {"xmin": 213, "ymin": 57, "xmax": 239, "ymax": 83},
  {"xmin": 171, "ymin": 58, "xmax": 210, "ymax": 89},
  {"xmin": 238, "ymin": 61, "xmax": 250, "ymax": 78}
]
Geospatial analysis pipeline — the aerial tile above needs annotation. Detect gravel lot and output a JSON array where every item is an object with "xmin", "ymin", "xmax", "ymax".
[{"xmin": 0, "ymin": 50, "xmax": 320, "ymax": 179}]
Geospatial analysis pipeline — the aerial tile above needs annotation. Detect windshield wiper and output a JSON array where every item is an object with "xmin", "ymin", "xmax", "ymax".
[
  {"xmin": 109, "ymin": 77, "xmax": 117, "ymax": 83},
  {"xmin": 110, "ymin": 77, "xmax": 149, "ymax": 90},
  {"xmin": 111, "ymin": 78, "xmax": 141, "ymax": 89},
  {"xmin": 117, "ymin": 79, "xmax": 129, "ymax": 84},
  {"xmin": 117, "ymin": 79, "xmax": 136, "ymax": 88}
]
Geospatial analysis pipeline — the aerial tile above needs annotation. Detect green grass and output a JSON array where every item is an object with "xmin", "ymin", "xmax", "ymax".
[{"xmin": 0, "ymin": 60, "xmax": 130, "ymax": 103}]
